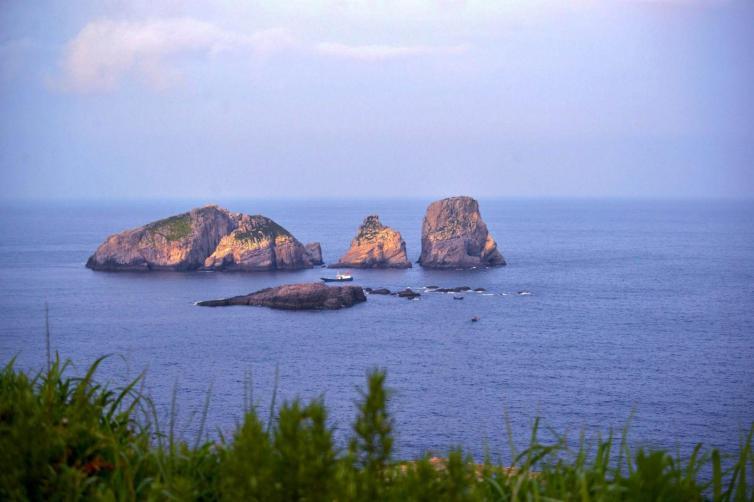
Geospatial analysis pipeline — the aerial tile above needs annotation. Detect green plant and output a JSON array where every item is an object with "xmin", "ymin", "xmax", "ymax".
[
  {"xmin": 147, "ymin": 213, "xmax": 192, "ymax": 241},
  {"xmin": 1, "ymin": 355, "xmax": 752, "ymax": 501}
]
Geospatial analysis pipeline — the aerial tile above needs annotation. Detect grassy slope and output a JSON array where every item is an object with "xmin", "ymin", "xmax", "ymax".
[
  {"xmin": 146, "ymin": 213, "xmax": 193, "ymax": 242},
  {"xmin": 0, "ymin": 356, "xmax": 751, "ymax": 501}
]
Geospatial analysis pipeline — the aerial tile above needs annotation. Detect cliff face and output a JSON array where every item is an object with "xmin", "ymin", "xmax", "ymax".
[
  {"xmin": 86, "ymin": 205, "xmax": 237, "ymax": 271},
  {"xmin": 86, "ymin": 206, "xmax": 316, "ymax": 272},
  {"xmin": 330, "ymin": 215, "xmax": 411, "ymax": 269},
  {"xmin": 304, "ymin": 242, "xmax": 323, "ymax": 266},
  {"xmin": 418, "ymin": 196, "xmax": 505, "ymax": 269},
  {"xmin": 203, "ymin": 214, "xmax": 315, "ymax": 271}
]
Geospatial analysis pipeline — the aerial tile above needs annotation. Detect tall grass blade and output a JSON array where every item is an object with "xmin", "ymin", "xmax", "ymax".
[
  {"xmin": 193, "ymin": 381, "xmax": 213, "ymax": 450},
  {"xmin": 44, "ymin": 302, "xmax": 51, "ymax": 372},
  {"xmin": 266, "ymin": 364, "xmax": 279, "ymax": 434}
]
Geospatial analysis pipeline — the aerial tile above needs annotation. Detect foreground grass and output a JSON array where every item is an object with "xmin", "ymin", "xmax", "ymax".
[{"xmin": 0, "ymin": 356, "xmax": 751, "ymax": 501}]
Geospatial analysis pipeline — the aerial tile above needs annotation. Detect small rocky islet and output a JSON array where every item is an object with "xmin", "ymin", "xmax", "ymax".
[
  {"xmin": 329, "ymin": 215, "xmax": 411, "ymax": 269},
  {"xmin": 196, "ymin": 283, "xmax": 366, "ymax": 310}
]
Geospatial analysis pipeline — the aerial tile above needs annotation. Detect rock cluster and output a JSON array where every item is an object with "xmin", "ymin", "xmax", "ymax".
[
  {"xmin": 418, "ymin": 196, "xmax": 505, "ymax": 269},
  {"xmin": 196, "ymin": 283, "xmax": 366, "ymax": 310},
  {"xmin": 87, "ymin": 195, "xmax": 507, "ymax": 272},
  {"xmin": 330, "ymin": 215, "xmax": 411, "ymax": 269},
  {"xmin": 86, "ymin": 205, "xmax": 321, "ymax": 272}
]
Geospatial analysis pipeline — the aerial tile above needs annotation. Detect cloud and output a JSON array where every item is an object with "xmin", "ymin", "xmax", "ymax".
[
  {"xmin": 617, "ymin": 0, "xmax": 732, "ymax": 4},
  {"xmin": 55, "ymin": 17, "xmax": 470, "ymax": 93},
  {"xmin": 314, "ymin": 42, "xmax": 469, "ymax": 61},
  {"xmin": 57, "ymin": 18, "xmax": 296, "ymax": 93}
]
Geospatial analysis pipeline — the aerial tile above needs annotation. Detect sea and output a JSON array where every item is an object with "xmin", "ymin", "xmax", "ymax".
[{"xmin": 0, "ymin": 198, "xmax": 752, "ymax": 461}]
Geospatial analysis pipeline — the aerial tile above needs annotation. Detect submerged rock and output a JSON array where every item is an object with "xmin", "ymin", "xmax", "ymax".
[
  {"xmin": 330, "ymin": 215, "xmax": 411, "ymax": 269},
  {"xmin": 203, "ymin": 214, "xmax": 315, "ymax": 271},
  {"xmin": 370, "ymin": 288, "xmax": 391, "ymax": 295},
  {"xmin": 418, "ymin": 196, "xmax": 505, "ymax": 269},
  {"xmin": 396, "ymin": 288, "xmax": 421, "ymax": 299},
  {"xmin": 196, "ymin": 283, "xmax": 366, "ymax": 310},
  {"xmin": 87, "ymin": 205, "xmax": 317, "ymax": 272},
  {"xmin": 86, "ymin": 205, "xmax": 237, "ymax": 271},
  {"xmin": 432, "ymin": 286, "xmax": 472, "ymax": 293}
]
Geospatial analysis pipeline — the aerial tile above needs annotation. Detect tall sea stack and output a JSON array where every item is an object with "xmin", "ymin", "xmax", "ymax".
[
  {"xmin": 418, "ymin": 196, "xmax": 505, "ymax": 269},
  {"xmin": 330, "ymin": 215, "xmax": 411, "ymax": 268}
]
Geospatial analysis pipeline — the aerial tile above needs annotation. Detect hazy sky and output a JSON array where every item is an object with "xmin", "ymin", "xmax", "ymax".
[{"xmin": 1, "ymin": 0, "xmax": 752, "ymax": 200}]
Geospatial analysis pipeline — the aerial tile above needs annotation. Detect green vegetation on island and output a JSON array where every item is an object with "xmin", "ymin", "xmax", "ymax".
[
  {"xmin": 146, "ymin": 213, "xmax": 193, "ymax": 242},
  {"xmin": 233, "ymin": 216, "xmax": 293, "ymax": 245},
  {"xmin": 1, "ymin": 356, "xmax": 751, "ymax": 501}
]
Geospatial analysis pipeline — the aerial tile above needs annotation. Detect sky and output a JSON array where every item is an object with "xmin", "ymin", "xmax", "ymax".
[{"xmin": 1, "ymin": 0, "xmax": 752, "ymax": 200}]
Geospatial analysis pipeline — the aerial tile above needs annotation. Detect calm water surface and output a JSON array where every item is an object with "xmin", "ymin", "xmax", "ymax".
[{"xmin": 0, "ymin": 198, "xmax": 752, "ymax": 460}]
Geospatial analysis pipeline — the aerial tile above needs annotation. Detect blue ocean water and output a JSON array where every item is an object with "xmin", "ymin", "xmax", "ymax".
[{"xmin": 0, "ymin": 198, "xmax": 752, "ymax": 460}]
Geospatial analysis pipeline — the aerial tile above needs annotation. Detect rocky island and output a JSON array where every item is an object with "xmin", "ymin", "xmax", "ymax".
[
  {"xmin": 418, "ymin": 196, "xmax": 505, "ymax": 269},
  {"xmin": 196, "ymin": 283, "xmax": 366, "ymax": 310},
  {"xmin": 86, "ymin": 205, "xmax": 322, "ymax": 272},
  {"xmin": 330, "ymin": 215, "xmax": 411, "ymax": 268}
]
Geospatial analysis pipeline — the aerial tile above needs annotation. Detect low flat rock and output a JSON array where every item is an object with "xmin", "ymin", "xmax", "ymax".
[
  {"xmin": 196, "ymin": 283, "xmax": 366, "ymax": 310},
  {"xmin": 396, "ymin": 288, "xmax": 421, "ymax": 299},
  {"xmin": 432, "ymin": 286, "xmax": 472, "ymax": 293}
]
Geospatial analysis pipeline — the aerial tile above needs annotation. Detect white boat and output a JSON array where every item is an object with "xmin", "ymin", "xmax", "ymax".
[{"xmin": 321, "ymin": 273, "xmax": 353, "ymax": 282}]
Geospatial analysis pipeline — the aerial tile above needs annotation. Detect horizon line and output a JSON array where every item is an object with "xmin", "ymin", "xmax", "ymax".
[{"xmin": 2, "ymin": 194, "xmax": 754, "ymax": 205}]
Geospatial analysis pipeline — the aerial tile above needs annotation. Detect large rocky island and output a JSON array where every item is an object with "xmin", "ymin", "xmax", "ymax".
[
  {"xmin": 330, "ymin": 215, "xmax": 411, "ymax": 269},
  {"xmin": 86, "ymin": 205, "xmax": 322, "ymax": 272},
  {"xmin": 196, "ymin": 283, "xmax": 366, "ymax": 310},
  {"xmin": 418, "ymin": 196, "xmax": 506, "ymax": 269}
]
